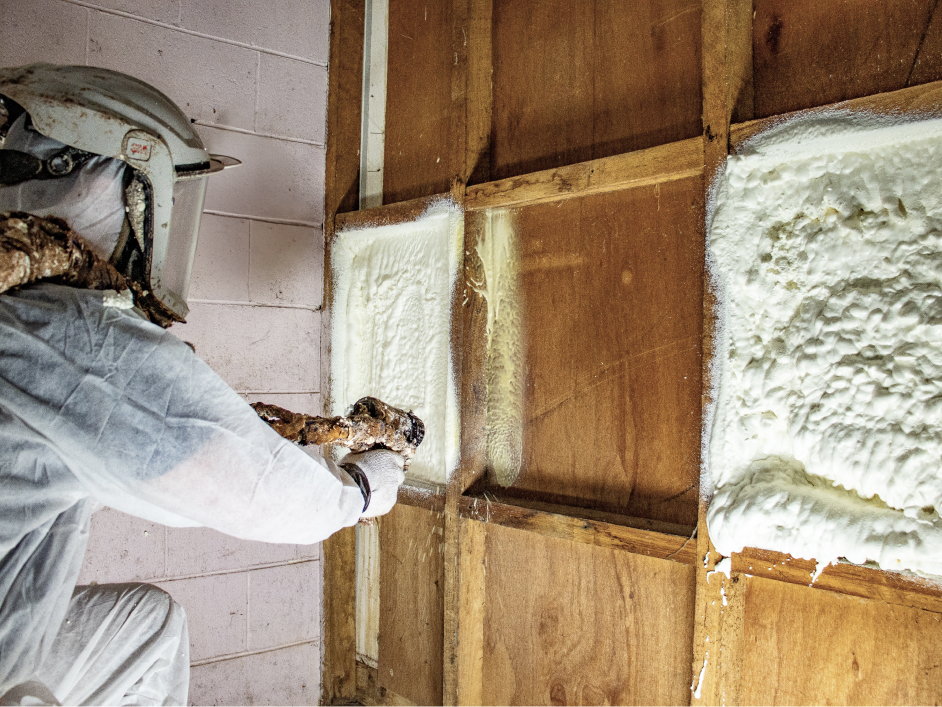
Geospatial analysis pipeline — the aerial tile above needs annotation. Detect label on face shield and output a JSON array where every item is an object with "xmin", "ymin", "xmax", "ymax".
[{"xmin": 126, "ymin": 137, "xmax": 153, "ymax": 161}]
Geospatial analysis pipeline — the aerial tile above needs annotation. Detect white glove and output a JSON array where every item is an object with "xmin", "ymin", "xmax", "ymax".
[{"xmin": 341, "ymin": 449, "xmax": 405, "ymax": 518}]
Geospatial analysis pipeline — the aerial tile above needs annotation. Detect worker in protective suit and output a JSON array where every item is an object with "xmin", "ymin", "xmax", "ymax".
[{"xmin": 0, "ymin": 64, "xmax": 406, "ymax": 706}]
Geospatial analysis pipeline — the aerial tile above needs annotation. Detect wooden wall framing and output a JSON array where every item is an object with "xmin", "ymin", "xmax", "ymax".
[{"xmin": 322, "ymin": 1, "xmax": 942, "ymax": 704}]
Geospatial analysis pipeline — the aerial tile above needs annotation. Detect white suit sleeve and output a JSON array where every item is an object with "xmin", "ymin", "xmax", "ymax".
[{"xmin": 0, "ymin": 284, "xmax": 365, "ymax": 544}]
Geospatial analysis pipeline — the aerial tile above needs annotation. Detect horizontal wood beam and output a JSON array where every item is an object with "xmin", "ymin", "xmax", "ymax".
[
  {"xmin": 397, "ymin": 483, "xmax": 446, "ymax": 513},
  {"xmin": 465, "ymin": 136, "xmax": 704, "ymax": 211},
  {"xmin": 733, "ymin": 547, "xmax": 942, "ymax": 615},
  {"xmin": 730, "ymin": 79, "xmax": 942, "ymax": 153},
  {"xmin": 334, "ymin": 193, "xmax": 457, "ymax": 232},
  {"xmin": 458, "ymin": 494, "xmax": 697, "ymax": 565}
]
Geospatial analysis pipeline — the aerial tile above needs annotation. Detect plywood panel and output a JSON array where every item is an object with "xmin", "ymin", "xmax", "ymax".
[
  {"xmin": 482, "ymin": 523, "xmax": 696, "ymax": 706},
  {"xmin": 910, "ymin": 4, "xmax": 942, "ymax": 86},
  {"xmin": 383, "ymin": 0, "xmax": 455, "ymax": 204},
  {"xmin": 753, "ymin": 0, "xmax": 937, "ymax": 118},
  {"xmin": 378, "ymin": 504, "xmax": 445, "ymax": 706},
  {"xmin": 742, "ymin": 576, "xmax": 942, "ymax": 705},
  {"xmin": 504, "ymin": 175, "xmax": 704, "ymax": 526},
  {"xmin": 490, "ymin": 0, "xmax": 702, "ymax": 181}
]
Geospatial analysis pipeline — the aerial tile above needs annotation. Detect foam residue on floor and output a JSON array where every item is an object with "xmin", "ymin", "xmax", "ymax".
[{"xmin": 330, "ymin": 201, "xmax": 463, "ymax": 485}]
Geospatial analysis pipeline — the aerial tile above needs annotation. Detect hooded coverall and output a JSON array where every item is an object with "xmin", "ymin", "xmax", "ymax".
[{"xmin": 0, "ymin": 117, "xmax": 367, "ymax": 705}]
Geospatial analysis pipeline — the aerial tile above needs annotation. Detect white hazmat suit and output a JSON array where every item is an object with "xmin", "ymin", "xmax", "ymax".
[
  {"xmin": 0, "ymin": 283, "xmax": 370, "ymax": 704},
  {"xmin": 0, "ymin": 116, "xmax": 404, "ymax": 704}
]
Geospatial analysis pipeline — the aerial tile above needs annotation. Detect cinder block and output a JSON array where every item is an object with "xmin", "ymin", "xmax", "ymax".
[
  {"xmin": 165, "ymin": 526, "xmax": 302, "ymax": 577},
  {"xmin": 296, "ymin": 542, "xmax": 321, "ymax": 561},
  {"xmin": 0, "ymin": 0, "xmax": 87, "ymax": 66},
  {"xmin": 156, "ymin": 572, "xmax": 247, "ymax": 662},
  {"xmin": 256, "ymin": 55, "xmax": 327, "ymax": 143},
  {"xmin": 247, "ymin": 561, "xmax": 321, "ymax": 650},
  {"xmin": 196, "ymin": 126, "xmax": 326, "ymax": 224},
  {"xmin": 179, "ymin": 0, "xmax": 329, "ymax": 64},
  {"xmin": 170, "ymin": 301, "xmax": 320, "ymax": 392},
  {"xmin": 249, "ymin": 221, "xmax": 324, "ymax": 307},
  {"xmin": 83, "ymin": 0, "xmax": 180, "ymax": 24},
  {"xmin": 88, "ymin": 12, "xmax": 256, "ymax": 129},
  {"xmin": 188, "ymin": 642, "xmax": 319, "ymax": 706},
  {"xmin": 189, "ymin": 213, "xmax": 251, "ymax": 302},
  {"xmin": 241, "ymin": 392, "xmax": 323, "ymax": 417},
  {"xmin": 77, "ymin": 507, "xmax": 165, "ymax": 585}
]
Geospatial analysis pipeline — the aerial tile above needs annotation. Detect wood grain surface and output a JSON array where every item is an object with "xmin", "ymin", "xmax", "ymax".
[
  {"xmin": 455, "ymin": 518, "xmax": 487, "ymax": 705},
  {"xmin": 741, "ymin": 576, "xmax": 942, "ymax": 705},
  {"xmin": 324, "ymin": 0, "xmax": 365, "ymax": 218},
  {"xmin": 357, "ymin": 661, "xmax": 416, "ymax": 706},
  {"xmin": 481, "ymin": 523, "xmax": 696, "ymax": 705},
  {"xmin": 753, "ymin": 0, "xmax": 940, "ymax": 118},
  {"xmin": 730, "ymin": 79, "xmax": 942, "ymax": 153},
  {"xmin": 465, "ymin": 136, "xmax": 703, "ymax": 212},
  {"xmin": 383, "ymin": 0, "xmax": 456, "ymax": 204},
  {"xmin": 733, "ymin": 547, "xmax": 942, "ymax": 615},
  {"xmin": 458, "ymin": 494, "xmax": 697, "ymax": 565},
  {"xmin": 321, "ymin": 2, "xmax": 364, "ymax": 703},
  {"xmin": 489, "ymin": 0, "xmax": 702, "ymax": 182},
  {"xmin": 692, "ymin": 3, "xmax": 750, "ymax": 704},
  {"xmin": 503, "ymin": 175, "xmax": 704, "ymax": 527},
  {"xmin": 378, "ymin": 503, "xmax": 446, "ymax": 706}
]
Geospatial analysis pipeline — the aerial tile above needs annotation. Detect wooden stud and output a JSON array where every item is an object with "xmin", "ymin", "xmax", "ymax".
[
  {"xmin": 322, "ymin": 526, "xmax": 358, "ymax": 704},
  {"xmin": 455, "ymin": 518, "xmax": 487, "ymax": 705},
  {"xmin": 321, "ymin": 1, "xmax": 365, "ymax": 703},
  {"xmin": 458, "ymin": 494, "xmax": 697, "ymax": 566},
  {"xmin": 465, "ymin": 136, "xmax": 704, "ymax": 211},
  {"xmin": 692, "ymin": 1, "xmax": 752, "ymax": 705},
  {"xmin": 442, "ymin": 174, "xmax": 468, "ymax": 706}
]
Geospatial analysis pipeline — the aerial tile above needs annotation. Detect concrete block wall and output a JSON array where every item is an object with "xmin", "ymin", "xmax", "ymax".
[{"xmin": 0, "ymin": 1, "xmax": 330, "ymax": 704}]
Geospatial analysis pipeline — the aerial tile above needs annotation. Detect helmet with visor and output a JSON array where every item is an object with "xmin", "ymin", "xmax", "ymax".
[{"xmin": 0, "ymin": 64, "xmax": 238, "ymax": 321}]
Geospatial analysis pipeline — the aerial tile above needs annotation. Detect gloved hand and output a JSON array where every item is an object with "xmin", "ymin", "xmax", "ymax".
[{"xmin": 340, "ymin": 449, "xmax": 406, "ymax": 518}]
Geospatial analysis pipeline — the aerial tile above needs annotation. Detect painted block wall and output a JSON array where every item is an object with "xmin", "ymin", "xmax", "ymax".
[{"xmin": 0, "ymin": 1, "xmax": 330, "ymax": 704}]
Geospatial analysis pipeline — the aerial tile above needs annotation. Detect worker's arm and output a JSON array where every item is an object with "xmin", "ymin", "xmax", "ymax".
[{"xmin": 0, "ymin": 283, "xmax": 396, "ymax": 544}]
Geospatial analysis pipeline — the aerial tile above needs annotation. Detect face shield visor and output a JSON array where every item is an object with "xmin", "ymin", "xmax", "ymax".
[
  {"xmin": 117, "ymin": 135, "xmax": 237, "ymax": 322},
  {"xmin": 158, "ymin": 174, "xmax": 207, "ymax": 309}
]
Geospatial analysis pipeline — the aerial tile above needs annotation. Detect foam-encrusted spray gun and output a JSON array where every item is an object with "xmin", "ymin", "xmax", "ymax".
[{"xmin": 251, "ymin": 396, "xmax": 425, "ymax": 468}]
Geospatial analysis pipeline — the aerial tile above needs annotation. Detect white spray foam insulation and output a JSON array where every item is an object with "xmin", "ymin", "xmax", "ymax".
[
  {"xmin": 331, "ymin": 202, "xmax": 463, "ymax": 485},
  {"xmin": 707, "ymin": 113, "xmax": 942, "ymax": 578}
]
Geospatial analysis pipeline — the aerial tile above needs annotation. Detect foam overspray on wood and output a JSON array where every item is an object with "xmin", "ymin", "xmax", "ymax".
[{"xmin": 469, "ymin": 208, "xmax": 524, "ymax": 487}]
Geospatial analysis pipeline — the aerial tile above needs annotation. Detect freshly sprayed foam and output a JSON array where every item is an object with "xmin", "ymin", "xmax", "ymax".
[
  {"xmin": 469, "ymin": 209, "xmax": 524, "ymax": 486},
  {"xmin": 330, "ymin": 202, "xmax": 462, "ymax": 485},
  {"xmin": 708, "ymin": 113, "xmax": 942, "ymax": 578}
]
